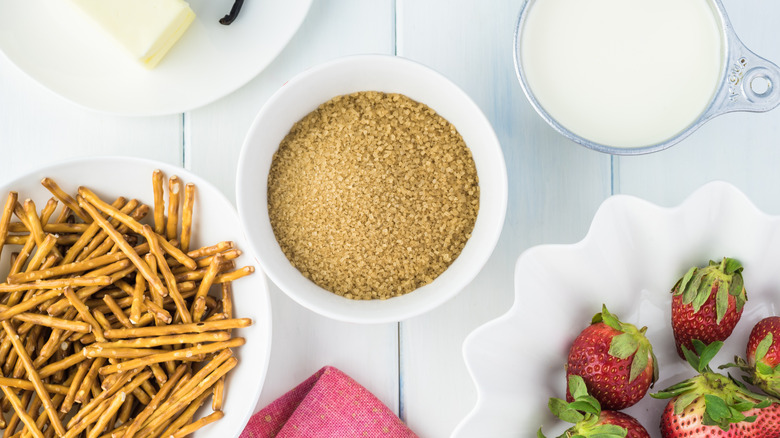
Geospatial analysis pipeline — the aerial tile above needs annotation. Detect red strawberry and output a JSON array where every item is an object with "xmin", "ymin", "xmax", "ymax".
[
  {"xmin": 670, "ymin": 257, "xmax": 747, "ymax": 358},
  {"xmin": 565, "ymin": 305, "xmax": 658, "ymax": 410},
  {"xmin": 652, "ymin": 340, "xmax": 780, "ymax": 437},
  {"xmin": 728, "ymin": 316, "xmax": 780, "ymax": 398},
  {"xmin": 538, "ymin": 375, "xmax": 650, "ymax": 438}
]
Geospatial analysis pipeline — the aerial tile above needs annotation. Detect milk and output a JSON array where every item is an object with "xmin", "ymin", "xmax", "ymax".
[{"xmin": 520, "ymin": 0, "xmax": 724, "ymax": 148}]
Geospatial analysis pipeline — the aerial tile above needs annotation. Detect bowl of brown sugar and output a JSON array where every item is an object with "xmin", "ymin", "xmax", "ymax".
[{"xmin": 236, "ymin": 55, "xmax": 507, "ymax": 323}]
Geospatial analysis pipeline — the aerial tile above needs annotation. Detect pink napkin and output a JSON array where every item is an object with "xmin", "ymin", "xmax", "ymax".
[{"xmin": 241, "ymin": 366, "xmax": 418, "ymax": 438}]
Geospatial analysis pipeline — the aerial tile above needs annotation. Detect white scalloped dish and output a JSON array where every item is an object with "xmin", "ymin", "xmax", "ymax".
[{"xmin": 454, "ymin": 182, "xmax": 780, "ymax": 438}]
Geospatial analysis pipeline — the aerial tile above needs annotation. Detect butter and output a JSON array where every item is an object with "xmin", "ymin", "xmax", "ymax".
[{"xmin": 66, "ymin": 0, "xmax": 196, "ymax": 68}]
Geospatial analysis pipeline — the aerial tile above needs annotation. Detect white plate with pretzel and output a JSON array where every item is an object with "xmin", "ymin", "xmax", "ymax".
[{"xmin": 0, "ymin": 156, "xmax": 271, "ymax": 438}]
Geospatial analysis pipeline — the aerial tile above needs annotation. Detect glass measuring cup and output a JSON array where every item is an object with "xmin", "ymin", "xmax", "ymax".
[{"xmin": 514, "ymin": 0, "xmax": 780, "ymax": 155}]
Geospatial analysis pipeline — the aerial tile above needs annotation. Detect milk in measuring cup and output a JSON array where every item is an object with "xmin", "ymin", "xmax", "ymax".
[{"xmin": 520, "ymin": 0, "xmax": 723, "ymax": 148}]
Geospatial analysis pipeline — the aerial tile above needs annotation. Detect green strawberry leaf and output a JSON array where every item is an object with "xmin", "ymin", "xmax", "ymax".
[
  {"xmin": 723, "ymin": 257, "xmax": 743, "ymax": 275},
  {"xmin": 588, "ymin": 424, "xmax": 627, "ymax": 437},
  {"xmin": 730, "ymin": 274, "xmax": 746, "ymax": 312},
  {"xmin": 672, "ymin": 392, "xmax": 699, "ymax": 415},
  {"xmin": 609, "ymin": 333, "xmax": 639, "ymax": 359},
  {"xmin": 697, "ymin": 340, "xmax": 723, "ymax": 372},
  {"xmin": 683, "ymin": 271, "xmax": 703, "ymax": 304},
  {"xmin": 651, "ymin": 349, "xmax": 660, "ymax": 384},
  {"xmin": 568, "ymin": 399, "xmax": 601, "ymax": 416},
  {"xmin": 629, "ymin": 344, "xmax": 649, "ymax": 382},
  {"xmin": 677, "ymin": 267, "xmax": 697, "ymax": 296},
  {"xmin": 536, "ymin": 427, "xmax": 546, "ymax": 438},
  {"xmin": 756, "ymin": 333, "xmax": 773, "ymax": 362},
  {"xmin": 715, "ymin": 280, "xmax": 729, "ymax": 324},
  {"xmin": 704, "ymin": 394, "xmax": 730, "ymax": 423},
  {"xmin": 568, "ymin": 375, "xmax": 589, "ymax": 400},
  {"xmin": 756, "ymin": 361, "xmax": 774, "ymax": 376},
  {"xmin": 549, "ymin": 397, "xmax": 585, "ymax": 423},
  {"xmin": 692, "ymin": 277, "xmax": 714, "ymax": 313},
  {"xmin": 682, "ymin": 344, "xmax": 702, "ymax": 371},
  {"xmin": 597, "ymin": 305, "xmax": 622, "ymax": 331}
]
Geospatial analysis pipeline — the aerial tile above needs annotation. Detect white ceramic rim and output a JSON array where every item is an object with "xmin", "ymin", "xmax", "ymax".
[{"xmin": 236, "ymin": 54, "xmax": 508, "ymax": 323}]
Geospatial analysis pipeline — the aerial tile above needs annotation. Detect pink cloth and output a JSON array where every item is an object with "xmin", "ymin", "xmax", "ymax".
[{"xmin": 241, "ymin": 366, "xmax": 418, "ymax": 438}]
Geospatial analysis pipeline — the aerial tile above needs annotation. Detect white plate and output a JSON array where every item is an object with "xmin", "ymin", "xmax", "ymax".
[
  {"xmin": 454, "ymin": 182, "xmax": 780, "ymax": 438},
  {"xmin": 0, "ymin": 0, "xmax": 312, "ymax": 116},
  {"xmin": 0, "ymin": 156, "xmax": 272, "ymax": 438}
]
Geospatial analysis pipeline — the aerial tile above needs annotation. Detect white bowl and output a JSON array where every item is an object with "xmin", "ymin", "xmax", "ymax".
[
  {"xmin": 0, "ymin": 156, "xmax": 272, "ymax": 438},
  {"xmin": 236, "ymin": 55, "xmax": 507, "ymax": 323},
  {"xmin": 454, "ymin": 182, "xmax": 780, "ymax": 438}
]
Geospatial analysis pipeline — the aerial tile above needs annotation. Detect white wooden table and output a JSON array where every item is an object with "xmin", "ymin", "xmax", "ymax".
[{"xmin": 2, "ymin": 1, "xmax": 780, "ymax": 437}]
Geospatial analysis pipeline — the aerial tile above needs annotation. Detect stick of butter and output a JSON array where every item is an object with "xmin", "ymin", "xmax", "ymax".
[{"xmin": 66, "ymin": 0, "xmax": 196, "ymax": 69}]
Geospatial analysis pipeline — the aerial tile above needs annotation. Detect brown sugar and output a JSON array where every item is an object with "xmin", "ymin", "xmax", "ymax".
[{"xmin": 267, "ymin": 91, "xmax": 479, "ymax": 299}]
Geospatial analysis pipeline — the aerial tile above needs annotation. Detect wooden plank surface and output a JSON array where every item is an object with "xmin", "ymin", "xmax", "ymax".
[
  {"xmin": 187, "ymin": 0, "xmax": 402, "ymax": 415},
  {"xmin": 396, "ymin": 1, "xmax": 612, "ymax": 436},
  {"xmin": 5, "ymin": 0, "xmax": 780, "ymax": 437}
]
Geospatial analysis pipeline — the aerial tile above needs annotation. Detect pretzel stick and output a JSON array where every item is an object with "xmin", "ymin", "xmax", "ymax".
[
  {"xmin": 3, "ymin": 388, "xmax": 31, "ymax": 438},
  {"xmin": 0, "ymin": 288, "xmax": 67, "ymax": 320},
  {"xmin": 153, "ymin": 169, "xmax": 166, "ymax": 235},
  {"xmin": 78, "ymin": 198, "xmax": 166, "ymax": 297},
  {"xmin": 104, "ymin": 318, "xmax": 252, "ymax": 339},
  {"xmin": 214, "ymin": 266, "xmax": 255, "ymax": 284},
  {"xmin": 63, "ymin": 398, "xmax": 111, "ymax": 438},
  {"xmin": 180, "ymin": 183, "xmax": 195, "ymax": 253},
  {"xmin": 140, "ymin": 357, "xmax": 237, "ymax": 434},
  {"xmin": 1, "ymin": 386, "xmax": 43, "ymax": 438},
  {"xmin": 117, "ymin": 392, "xmax": 135, "ymax": 426},
  {"xmin": 102, "ymin": 295, "xmax": 132, "ymax": 329},
  {"xmin": 22, "ymin": 199, "xmax": 62, "ymax": 259},
  {"xmin": 0, "ymin": 276, "xmax": 111, "ymax": 293},
  {"xmin": 142, "ymin": 225, "xmax": 190, "ymax": 323},
  {"xmin": 149, "ymin": 363, "xmax": 168, "ymax": 385},
  {"xmin": 99, "ymin": 338, "xmax": 244, "ymax": 375},
  {"xmin": 0, "ymin": 308, "xmax": 91, "ymax": 333},
  {"xmin": 78, "ymin": 187, "xmax": 196, "ymax": 270},
  {"xmin": 60, "ymin": 197, "xmax": 126, "ymax": 265},
  {"xmin": 61, "ymin": 360, "xmax": 91, "ymax": 413},
  {"xmin": 86, "ymin": 392, "xmax": 126, "ymax": 438},
  {"xmin": 45, "ymin": 266, "xmax": 136, "ymax": 317},
  {"xmin": 83, "ymin": 347, "xmax": 158, "ymax": 359},
  {"xmin": 9, "ymin": 235, "xmax": 36, "ymax": 277},
  {"xmin": 212, "ymin": 376, "xmax": 225, "ymax": 411},
  {"xmin": 2, "ymin": 321, "xmax": 65, "ymax": 437},
  {"xmin": 192, "ymin": 254, "xmax": 223, "ymax": 323},
  {"xmin": 78, "ymin": 201, "xmax": 145, "ymax": 263},
  {"xmin": 23, "ymin": 234, "xmax": 58, "ymax": 274},
  {"xmin": 158, "ymin": 389, "xmax": 213, "ymax": 438},
  {"xmin": 10, "ymin": 246, "xmax": 146, "ymax": 283},
  {"xmin": 39, "ymin": 349, "xmax": 88, "ymax": 379},
  {"xmin": 171, "ymin": 410, "xmax": 224, "ymax": 438},
  {"xmin": 144, "ymin": 299, "xmax": 172, "ymax": 325},
  {"xmin": 185, "ymin": 241, "xmax": 234, "ymax": 260},
  {"xmin": 41, "ymin": 178, "xmax": 90, "ymax": 223},
  {"xmin": 166, "ymin": 175, "xmax": 181, "ymax": 241},
  {"xmin": 0, "ymin": 377, "xmax": 69, "ymax": 396},
  {"xmin": 92, "ymin": 332, "xmax": 231, "ymax": 349},
  {"xmin": 123, "ymin": 364, "xmax": 187, "ymax": 438},
  {"xmin": 130, "ymin": 270, "xmax": 144, "ymax": 325},
  {"xmin": 69, "ymin": 369, "xmax": 142, "ymax": 428},
  {"xmin": 63, "ymin": 288, "xmax": 105, "ymax": 342},
  {"xmin": 6, "ymin": 223, "xmax": 89, "ymax": 234},
  {"xmin": 0, "ymin": 192, "xmax": 18, "ymax": 258}
]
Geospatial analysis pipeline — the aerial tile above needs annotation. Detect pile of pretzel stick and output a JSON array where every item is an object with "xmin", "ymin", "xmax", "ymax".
[{"xmin": 0, "ymin": 169, "xmax": 254, "ymax": 438}]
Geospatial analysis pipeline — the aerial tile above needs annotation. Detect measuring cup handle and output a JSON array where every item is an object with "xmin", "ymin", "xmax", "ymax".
[{"xmin": 708, "ymin": 33, "xmax": 780, "ymax": 115}]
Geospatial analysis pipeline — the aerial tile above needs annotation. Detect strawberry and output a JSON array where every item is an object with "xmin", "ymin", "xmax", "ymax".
[
  {"xmin": 670, "ymin": 257, "xmax": 747, "ymax": 359},
  {"xmin": 727, "ymin": 316, "xmax": 780, "ymax": 398},
  {"xmin": 651, "ymin": 340, "xmax": 780, "ymax": 437},
  {"xmin": 538, "ymin": 375, "xmax": 650, "ymax": 438},
  {"xmin": 565, "ymin": 305, "xmax": 658, "ymax": 410}
]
